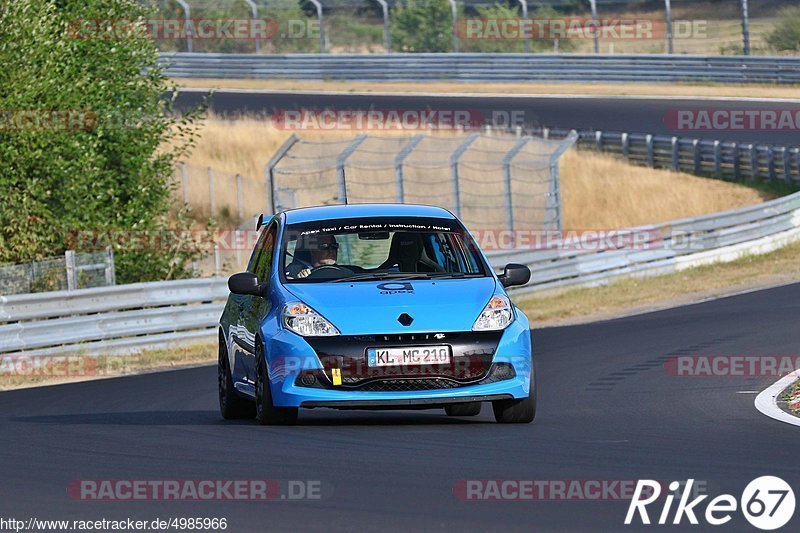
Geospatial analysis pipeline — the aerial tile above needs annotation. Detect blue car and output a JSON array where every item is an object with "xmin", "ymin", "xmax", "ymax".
[{"xmin": 218, "ymin": 203, "xmax": 534, "ymax": 425}]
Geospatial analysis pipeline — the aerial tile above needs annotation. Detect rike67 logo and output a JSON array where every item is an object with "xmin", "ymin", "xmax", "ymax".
[{"xmin": 626, "ymin": 477, "xmax": 795, "ymax": 530}]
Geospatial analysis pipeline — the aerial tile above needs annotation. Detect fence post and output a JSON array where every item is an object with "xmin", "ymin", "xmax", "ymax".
[
  {"xmin": 394, "ymin": 134, "xmax": 424, "ymax": 203},
  {"xmin": 376, "ymin": 0, "xmax": 391, "ymax": 52},
  {"xmin": 542, "ymin": 127, "xmax": 550, "ymax": 140},
  {"xmin": 214, "ymin": 244, "xmax": 221, "ymax": 277},
  {"xmin": 308, "ymin": 0, "xmax": 325, "ymax": 53},
  {"xmin": 265, "ymin": 134, "xmax": 299, "ymax": 214},
  {"xmin": 517, "ymin": 0, "xmax": 530, "ymax": 53},
  {"xmin": 693, "ymin": 139, "xmax": 701, "ymax": 174},
  {"xmin": 740, "ymin": 0, "xmax": 750, "ymax": 56},
  {"xmin": 670, "ymin": 136, "xmax": 679, "ymax": 171},
  {"xmin": 768, "ymin": 147, "xmax": 776, "ymax": 180},
  {"xmin": 621, "ymin": 132, "xmax": 630, "ymax": 160},
  {"xmin": 176, "ymin": 0, "xmax": 193, "ymax": 53},
  {"xmin": 783, "ymin": 147, "xmax": 792, "ymax": 183},
  {"xmin": 589, "ymin": 0, "xmax": 600, "ymax": 53},
  {"xmin": 713, "ymin": 140, "xmax": 722, "ymax": 178},
  {"xmin": 336, "ymin": 135, "xmax": 368, "ymax": 205},
  {"xmin": 450, "ymin": 133, "xmax": 480, "ymax": 217},
  {"xmin": 104, "ymin": 246, "xmax": 116, "ymax": 286},
  {"xmin": 207, "ymin": 167, "xmax": 215, "ymax": 216},
  {"xmin": 449, "ymin": 0, "xmax": 459, "ymax": 53},
  {"xmin": 65, "ymin": 250, "xmax": 77, "ymax": 291},
  {"xmin": 236, "ymin": 174, "xmax": 244, "ymax": 221},
  {"xmin": 502, "ymin": 137, "xmax": 531, "ymax": 237},
  {"xmin": 595, "ymin": 130, "xmax": 603, "ymax": 151},
  {"xmin": 732, "ymin": 142, "xmax": 740, "ymax": 180},
  {"xmin": 646, "ymin": 134, "xmax": 654, "ymax": 167},
  {"xmin": 243, "ymin": 0, "xmax": 260, "ymax": 53},
  {"xmin": 749, "ymin": 144, "xmax": 758, "ymax": 181},
  {"xmin": 547, "ymin": 131, "xmax": 578, "ymax": 231},
  {"xmin": 664, "ymin": 0, "xmax": 673, "ymax": 54}
]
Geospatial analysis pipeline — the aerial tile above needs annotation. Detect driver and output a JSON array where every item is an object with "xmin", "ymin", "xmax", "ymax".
[{"xmin": 286, "ymin": 234, "xmax": 339, "ymax": 279}]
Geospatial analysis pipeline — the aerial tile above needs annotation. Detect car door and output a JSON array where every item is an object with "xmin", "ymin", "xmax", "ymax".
[{"xmin": 235, "ymin": 220, "xmax": 278, "ymax": 386}]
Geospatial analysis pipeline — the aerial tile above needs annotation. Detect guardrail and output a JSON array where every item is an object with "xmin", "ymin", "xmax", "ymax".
[
  {"xmin": 489, "ymin": 189, "xmax": 800, "ymax": 295},
  {"xmin": 159, "ymin": 53, "xmax": 800, "ymax": 84},
  {"xmin": 2, "ymin": 189, "xmax": 800, "ymax": 355},
  {"xmin": 0, "ymin": 278, "xmax": 228, "ymax": 356},
  {"xmin": 534, "ymin": 128, "xmax": 799, "ymax": 184}
]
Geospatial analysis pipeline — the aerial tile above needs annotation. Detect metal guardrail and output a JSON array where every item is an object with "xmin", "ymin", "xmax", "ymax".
[
  {"xmin": 0, "ymin": 278, "xmax": 228, "ymax": 355},
  {"xmin": 159, "ymin": 53, "xmax": 800, "ymax": 84},
  {"xmin": 488, "ymin": 189, "xmax": 800, "ymax": 295},
  {"xmin": 2, "ymin": 189, "xmax": 800, "ymax": 355},
  {"xmin": 534, "ymin": 128, "xmax": 799, "ymax": 184}
]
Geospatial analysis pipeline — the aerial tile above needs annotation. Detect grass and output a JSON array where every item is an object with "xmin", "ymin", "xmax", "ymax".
[
  {"xmin": 515, "ymin": 240, "xmax": 800, "ymax": 325},
  {"xmin": 173, "ymin": 78, "xmax": 800, "ymax": 100},
  {"xmin": 0, "ymin": 343, "xmax": 215, "ymax": 391},
  {"xmin": 783, "ymin": 379, "xmax": 800, "ymax": 413},
  {"xmin": 180, "ymin": 115, "xmax": 772, "ymax": 232}
]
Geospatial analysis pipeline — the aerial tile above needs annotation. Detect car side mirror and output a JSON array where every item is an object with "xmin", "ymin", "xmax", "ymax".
[
  {"xmin": 498, "ymin": 263, "xmax": 531, "ymax": 288},
  {"xmin": 228, "ymin": 272, "xmax": 265, "ymax": 296}
]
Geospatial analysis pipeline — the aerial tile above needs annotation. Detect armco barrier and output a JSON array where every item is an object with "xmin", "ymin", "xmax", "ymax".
[
  {"xmin": 1, "ymin": 190, "xmax": 799, "ymax": 355},
  {"xmin": 158, "ymin": 53, "xmax": 800, "ymax": 84}
]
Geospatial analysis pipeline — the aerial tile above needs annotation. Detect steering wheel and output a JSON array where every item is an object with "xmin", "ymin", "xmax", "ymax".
[{"xmin": 306, "ymin": 264, "xmax": 354, "ymax": 279}]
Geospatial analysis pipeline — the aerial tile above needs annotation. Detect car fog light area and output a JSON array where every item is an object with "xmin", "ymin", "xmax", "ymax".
[
  {"xmin": 472, "ymin": 295, "xmax": 514, "ymax": 331},
  {"xmin": 283, "ymin": 302, "xmax": 340, "ymax": 337}
]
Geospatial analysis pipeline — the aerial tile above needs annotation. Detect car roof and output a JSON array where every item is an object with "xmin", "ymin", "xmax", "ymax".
[{"xmin": 282, "ymin": 203, "xmax": 457, "ymax": 224}]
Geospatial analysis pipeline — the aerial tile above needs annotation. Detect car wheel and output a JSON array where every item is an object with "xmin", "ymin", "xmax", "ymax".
[
  {"xmin": 218, "ymin": 338, "xmax": 255, "ymax": 420},
  {"xmin": 255, "ymin": 347, "xmax": 298, "ymax": 426},
  {"xmin": 444, "ymin": 402, "xmax": 482, "ymax": 417},
  {"xmin": 492, "ymin": 392, "xmax": 536, "ymax": 424}
]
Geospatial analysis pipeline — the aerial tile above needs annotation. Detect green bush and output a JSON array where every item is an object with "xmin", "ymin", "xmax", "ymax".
[
  {"xmin": 766, "ymin": 6, "xmax": 800, "ymax": 53},
  {"xmin": 0, "ymin": 0, "xmax": 205, "ymax": 284},
  {"xmin": 391, "ymin": 0, "xmax": 455, "ymax": 53}
]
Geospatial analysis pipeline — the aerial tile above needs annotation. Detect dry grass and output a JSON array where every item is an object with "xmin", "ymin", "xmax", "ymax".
[
  {"xmin": 183, "ymin": 116, "xmax": 771, "ymax": 232},
  {"xmin": 559, "ymin": 150, "xmax": 771, "ymax": 229},
  {"xmin": 173, "ymin": 78, "xmax": 800, "ymax": 100},
  {"xmin": 515, "ymin": 240, "xmax": 800, "ymax": 325}
]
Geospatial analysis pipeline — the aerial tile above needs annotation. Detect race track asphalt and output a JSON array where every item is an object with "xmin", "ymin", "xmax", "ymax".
[
  {"xmin": 1, "ymin": 282, "xmax": 798, "ymax": 531},
  {"xmin": 174, "ymin": 90, "xmax": 800, "ymax": 146}
]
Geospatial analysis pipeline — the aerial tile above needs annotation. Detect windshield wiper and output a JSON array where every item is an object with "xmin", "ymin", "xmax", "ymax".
[{"xmin": 331, "ymin": 272, "xmax": 483, "ymax": 283}]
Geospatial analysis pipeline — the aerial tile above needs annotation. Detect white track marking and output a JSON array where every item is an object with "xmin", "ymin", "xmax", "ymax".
[{"xmin": 754, "ymin": 368, "xmax": 800, "ymax": 427}]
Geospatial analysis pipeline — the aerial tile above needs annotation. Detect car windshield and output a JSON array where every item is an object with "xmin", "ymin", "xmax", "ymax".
[{"xmin": 281, "ymin": 216, "xmax": 487, "ymax": 283}]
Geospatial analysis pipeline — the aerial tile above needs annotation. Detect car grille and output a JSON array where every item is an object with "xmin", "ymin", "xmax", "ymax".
[{"xmin": 294, "ymin": 362, "xmax": 516, "ymax": 392}]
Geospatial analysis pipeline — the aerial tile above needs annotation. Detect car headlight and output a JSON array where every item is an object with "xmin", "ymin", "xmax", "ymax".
[
  {"xmin": 472, "ymin": 295, "xmax": 514, "ymax": 331},
  {"xmin": 282, "ymin": 302, "xmax": 340, "ymax": 337}
]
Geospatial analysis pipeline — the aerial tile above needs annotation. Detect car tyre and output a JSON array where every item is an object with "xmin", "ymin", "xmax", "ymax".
[
  {"xmin": 444, "ymin": 402, "xmax": 482, "ymax": 417},
  {"xmin": 492, "ymin": 392, "xmax": 536, "ymax": 424},
  {"xmin": 255, "ymin": 347, "xmax": 298, "ymax": 426},
  {"xmin": 219, "ymin": 338, "xmax": 255, "ymax": 420}
]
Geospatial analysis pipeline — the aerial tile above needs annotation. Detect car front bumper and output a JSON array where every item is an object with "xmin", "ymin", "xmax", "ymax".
[{"xmin": 263, "ymin": 313, "xmax": 532, "ymax": 408}]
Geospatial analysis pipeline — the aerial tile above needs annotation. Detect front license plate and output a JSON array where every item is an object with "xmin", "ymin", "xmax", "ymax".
[{"xmin": 367, "ymin": 346, "xmax": 451, "ymax": 367}]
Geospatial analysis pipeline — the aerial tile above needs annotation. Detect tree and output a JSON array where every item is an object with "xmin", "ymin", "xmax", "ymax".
[
  {"xmin": 0, "ymin": 0, "xmax": 204, "ymax": 283},
  {"xmin": 391, "ymin": 0, "xmax": 455, "ymax": 53}
]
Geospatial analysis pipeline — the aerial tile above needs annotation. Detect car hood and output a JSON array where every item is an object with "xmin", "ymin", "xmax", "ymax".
[{"xmin": 283, "ymin": 277, "xmax": 498, "ymax": 335}]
